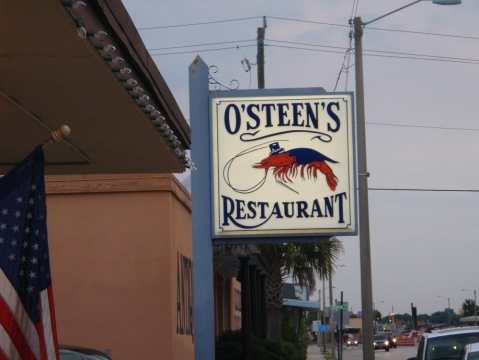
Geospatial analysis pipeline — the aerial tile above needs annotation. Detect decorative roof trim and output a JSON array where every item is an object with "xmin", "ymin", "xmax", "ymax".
[{"xmin": 60, "ymin": 0, "xmax": 192, "ymax": 168}]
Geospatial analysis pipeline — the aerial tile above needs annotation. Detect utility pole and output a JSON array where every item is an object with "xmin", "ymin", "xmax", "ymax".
[
  {"xmin": 257, "ymin": 16, "xmax": 267, "ymax": 89},
  {"xmin": 353, "ymin": 16, "xmax": 375, "ymax": 360},
  {"xmin": 322, "ymin": 278, "xmax": 327, "ymax": 353},
  {"xmin": 329, "ymin": 264, "xmax": 336, "ymax": 360},
  {"xmin": 317, "ymin": 288, "xmax": 321, "ymax": 347},
  {"xmin": 475, "ymin": 290, "xmax": 477, "ymax": 326},
  {"xmin": 339, "ymin": 292, "xmax": 344, "ymax": 360}
]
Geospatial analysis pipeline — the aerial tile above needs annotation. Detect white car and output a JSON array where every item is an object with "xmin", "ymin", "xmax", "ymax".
[
  {"xmin": 463, "ymin": 342, "xmax": 479, "ymax": 360},
  {"xmin": 410, "ymin": 327, "xmax": 479, "ymax": 360}
]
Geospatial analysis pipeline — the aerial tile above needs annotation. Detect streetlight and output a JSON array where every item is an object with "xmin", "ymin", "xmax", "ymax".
[
  {"xmin": 461, "ymin": 288, "xmax": 477, "ymax": 324},
  {"xmin": 353, "ymin": 1, "xmax": 462, "ymax": 360}
]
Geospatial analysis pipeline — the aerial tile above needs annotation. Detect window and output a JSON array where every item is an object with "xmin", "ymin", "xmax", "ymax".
[{"xmin": 177, "ymin": 253, "xmax": 193, "ymax": 336}]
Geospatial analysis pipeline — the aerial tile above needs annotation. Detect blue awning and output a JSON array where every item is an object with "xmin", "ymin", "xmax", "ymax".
[{"xmin": 283, "ymin": 298, "xmax": 321, "ymax": 310}]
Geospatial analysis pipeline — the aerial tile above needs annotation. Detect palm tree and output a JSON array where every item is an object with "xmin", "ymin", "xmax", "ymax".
[{"xmin": 261, "ymin": 237, "xmax": 343, "ymax": 339}]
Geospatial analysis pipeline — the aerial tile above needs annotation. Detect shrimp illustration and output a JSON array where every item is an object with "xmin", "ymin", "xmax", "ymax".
[{"xmin": 254, "ymin": 142, "xmax": 338, "ymax": 191}]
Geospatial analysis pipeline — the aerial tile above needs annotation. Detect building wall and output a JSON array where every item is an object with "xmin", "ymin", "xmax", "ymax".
[{"xmin": 45, "ymin": 174, "xmax": 193, "ymax": 360}]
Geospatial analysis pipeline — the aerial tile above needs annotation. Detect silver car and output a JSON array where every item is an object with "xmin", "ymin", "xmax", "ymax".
[
  {"xmin": 59, "ymin": 346, "xmax": 111, "ymax": 360},
  {"xmin": 409, "ymin": 327, "xmax": 479, "ymax": 360},
  {"xmin": 463, "ymin": 343, "xmax": 479, "ymax": 360}
]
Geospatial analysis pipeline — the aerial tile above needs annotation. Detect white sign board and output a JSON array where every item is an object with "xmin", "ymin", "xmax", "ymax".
[{"xmin": 211, "ymin": 92, "xmax": 356, "ymax": 238}]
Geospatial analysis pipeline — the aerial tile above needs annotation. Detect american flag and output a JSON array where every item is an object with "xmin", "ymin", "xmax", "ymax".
[{"xmin": 0, "ymin": 146, "xmax": 59, "ymax": 360}]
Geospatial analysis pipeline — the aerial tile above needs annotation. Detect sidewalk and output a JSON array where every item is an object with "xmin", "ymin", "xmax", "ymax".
[{"xmin": 307, "ymin": 344, "xmax": 328, "ymax": 360}]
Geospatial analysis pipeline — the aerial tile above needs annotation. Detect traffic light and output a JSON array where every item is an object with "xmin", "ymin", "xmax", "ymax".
[{"xmin": 411, "ymin": 303, "xmax": 418, "ymax": 330}]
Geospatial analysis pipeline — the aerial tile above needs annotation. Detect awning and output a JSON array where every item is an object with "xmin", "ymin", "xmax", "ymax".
[
  {"xmin": 0, "ymin": 0, "xmax": 190, "ymax": 174},
  {"xmin": 283, "ymin": 298, "xmax": 321, "ymax": 310}
]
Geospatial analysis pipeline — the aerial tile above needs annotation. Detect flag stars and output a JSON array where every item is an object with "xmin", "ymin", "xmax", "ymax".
[
  {"xmin": 31, "ymin": 257, "xmax": 38, "ymax": 265},
  {"xmin": 16, "ymin": 197, "xmax": 23, "ymax": 203},
  {"xmin": 27, "ymin": 286, "xmax": 34, "ymax": 293},
  {"xmin": 1, "ymin": 209, "xmax": 8, "ymax": 215},
  {"xmin": 29, "ymin": 271, "xmax": 36, "ymax": 279},
  {"xmin": 31, "ymin": 184, "xmax": 37, "ymax": 191},
  {"xmin": 25, "ymin": 227, "xmax": 30, "ymax": 234},
  {"xmin": 8, "ymin": 254, "xmax": 15, "ymax": 261},
  {"xmin": 21, "ymin": 256, "xmax": 26, "ymax": 263},
  {"xmin": 26, "ymin": 213, "xmax": 32, "ymax": 219},
  {"xmin": 0, "ymin": 224, "xmax": 6, "ymax": 231},
  {"xmin": 13, "ymin": 225, "xmax": 19, "ymax": 232},
  {"xmin": 34, "ymin": 229, "xmax": 39, "ymax": 236},
  {"xmin": 10, "ymin": 240, "xmax": 17, "ymax": 246},
  {"xmin": 23, "ymin": 241, "xmax": 28, "ymax": 248},
  {"xmin": 0, "ymin": 237, "xmax": 4, "ymax": 244},
  {"xmin": 28, "ymin": 198, "xmax": 34, "ymax": 205},
  {"xmin": 33, "ymin": 243, "xmax": 39, "ymax": 251}
]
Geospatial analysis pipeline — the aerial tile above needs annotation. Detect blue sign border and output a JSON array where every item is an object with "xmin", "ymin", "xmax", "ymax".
[{"xmin": 209, "ymin": 88, "xmax": 358, "ymax": 242}]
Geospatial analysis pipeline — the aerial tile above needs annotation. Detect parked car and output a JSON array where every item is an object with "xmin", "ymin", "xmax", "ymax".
[
  {"xmin": 373, "ymin": 334, "xmax": 391, "ymax": 351},
  {"xmin": 464, "ymin": 342, "xmax": 479, "ymax": 360},
  {"xmin": 408, "ymin": 327, "xmax": 479, "ymax": 360},
  {"xmin": 59, "ymin": 345, "xmax": 111, "ymax": 360}
]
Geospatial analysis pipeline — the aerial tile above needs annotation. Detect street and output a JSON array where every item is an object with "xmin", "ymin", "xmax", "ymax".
[{"xmin": 307, "ymin": 345, "xmax": 417, "ymax": 360}]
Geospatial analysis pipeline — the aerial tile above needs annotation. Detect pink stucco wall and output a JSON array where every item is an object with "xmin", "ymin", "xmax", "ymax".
[{"xmin": 45, "ymin": 174, "xmax": 193, "ymax": 360}]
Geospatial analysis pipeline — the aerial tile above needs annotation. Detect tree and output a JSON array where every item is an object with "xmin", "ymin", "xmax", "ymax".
[
  {"xmin": 374, "ymin": 310, "xmax": 382, "ymax": 321},
  {"xmin": 261, "ymin": 237, "xmax": 343, "ymax": 340},
  {"xmin": 462, "ymin": 299, "xmax": 479, "ymax": 317}
]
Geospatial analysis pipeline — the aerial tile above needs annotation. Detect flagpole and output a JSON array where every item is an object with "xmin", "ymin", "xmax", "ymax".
[{"xmin": 42, "ymin": 125, "xmax": 71, "ymax": 148}]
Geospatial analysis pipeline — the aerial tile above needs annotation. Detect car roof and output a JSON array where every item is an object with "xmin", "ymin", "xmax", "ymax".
[
  {"xmin": 59, "ymin": 345, "xmax": 111, "ymax": 359},
  {"xmin": 466, "ymin": 343, "xmax": 479, "ymax": 353},
  {"xmin": 425, "ymin": 327, "xmax": 479, "ymax": 339}
]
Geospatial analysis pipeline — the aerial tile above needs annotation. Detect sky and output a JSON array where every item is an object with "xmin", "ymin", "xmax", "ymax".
[{"xmin": 122, "ymin": 0, "xmax": 479, "ymax": 316}]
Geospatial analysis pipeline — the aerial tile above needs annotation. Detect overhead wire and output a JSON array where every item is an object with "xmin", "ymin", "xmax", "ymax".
[
  {"xmin": 265, "ymin": 44, "xmax": 479, "ymax": 65},
  {"xmin": 368, "ymin": 187, "xmax": 479, "ymax": 193},
  {"xmin": 366, "ymin": 122, "xmax": 479, "ymax": 133},
  {"xmin": 147, "ymin": 39, "xmax": 256, "ymax": 51},
  {"xmin": 137, "ymin": 16, "xmax": 261, "ymax": 30},
  {"xmin": 150, "ymin": 45, "xmax": 256, "ymax": 56},
  {"xmin": 267, "ymin": 16, "xmax": 479, "ymax": 41},
  {"xmin": 149, "ymin": 36, "xmax": 479, "ymax": 64}
]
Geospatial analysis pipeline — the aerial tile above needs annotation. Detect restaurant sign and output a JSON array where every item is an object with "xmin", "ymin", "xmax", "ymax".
[{"xmin": 211, "ymin": 90, "xmax": 356, "ymax": 238}]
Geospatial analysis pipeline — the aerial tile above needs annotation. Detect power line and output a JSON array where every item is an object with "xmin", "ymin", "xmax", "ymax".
[
  {"xmin": 266, "ymin": 44, "xmax": 479, "ymax": 65},
  {"xmin": 137, "ymin": 15, "xmax": 479, "ymax": 42},
  {"xmin": 268, "ymin": 16, "xmax": 479, "ymax": 41},
  {"xmin": 147, "ymin": 39, "xmax": 255, "ymax": 51},
  {"xmin": 268, "ymin": 16, "xmax": 349, "ymax": 29},
  {"xmin": 366, "ymin": 121, "xmax": 479, "ymax": 133},
  {"xmin": 369, "ymin": 187, "xmax": 479, "ymax": 193},
  {"xmin": 138, "ymin": 16, "xmax": 261, "ymax": 31},
  {"xmin": 148, "ymin": 37, "xmax": 479, "ymax": 64},
  {"xmin": 266, "ymin": 39, "xmax": 479, "ymax": 63},
  {"xmin": 150, "ymin": 41, "xmax": 479, "ymax": 66},
  {"xmin": 366, "ymin": 25, "xmax": 479, "ymax": 41},
  {"xmin": 150, "ymin": 45, "xmax": 256, "ymax": 56}
]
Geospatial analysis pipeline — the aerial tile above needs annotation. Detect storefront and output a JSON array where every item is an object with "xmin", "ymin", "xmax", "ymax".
[{"xmin": 1, "ymin": 1, "xmax": 192, "ymax": 359}]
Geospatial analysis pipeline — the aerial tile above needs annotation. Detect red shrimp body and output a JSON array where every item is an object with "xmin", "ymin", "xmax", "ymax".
[{"xmin": 254, "ymin": 147, "xmax": 339, "ymax": 191}]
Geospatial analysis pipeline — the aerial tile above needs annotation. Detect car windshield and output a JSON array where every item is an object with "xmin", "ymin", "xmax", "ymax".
[
  {"xmin": 374, "ymin": 335, "xmax": 386, "ymax": 340},
  {"xmin": 426, "ymin": 333, "xmax": 479, "ymax": 360}
]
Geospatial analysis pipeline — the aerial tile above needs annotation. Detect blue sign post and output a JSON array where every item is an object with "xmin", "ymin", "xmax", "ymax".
[{"xmin": 190, "ymin": 57, "xmax": 215, "ymax": 360}]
